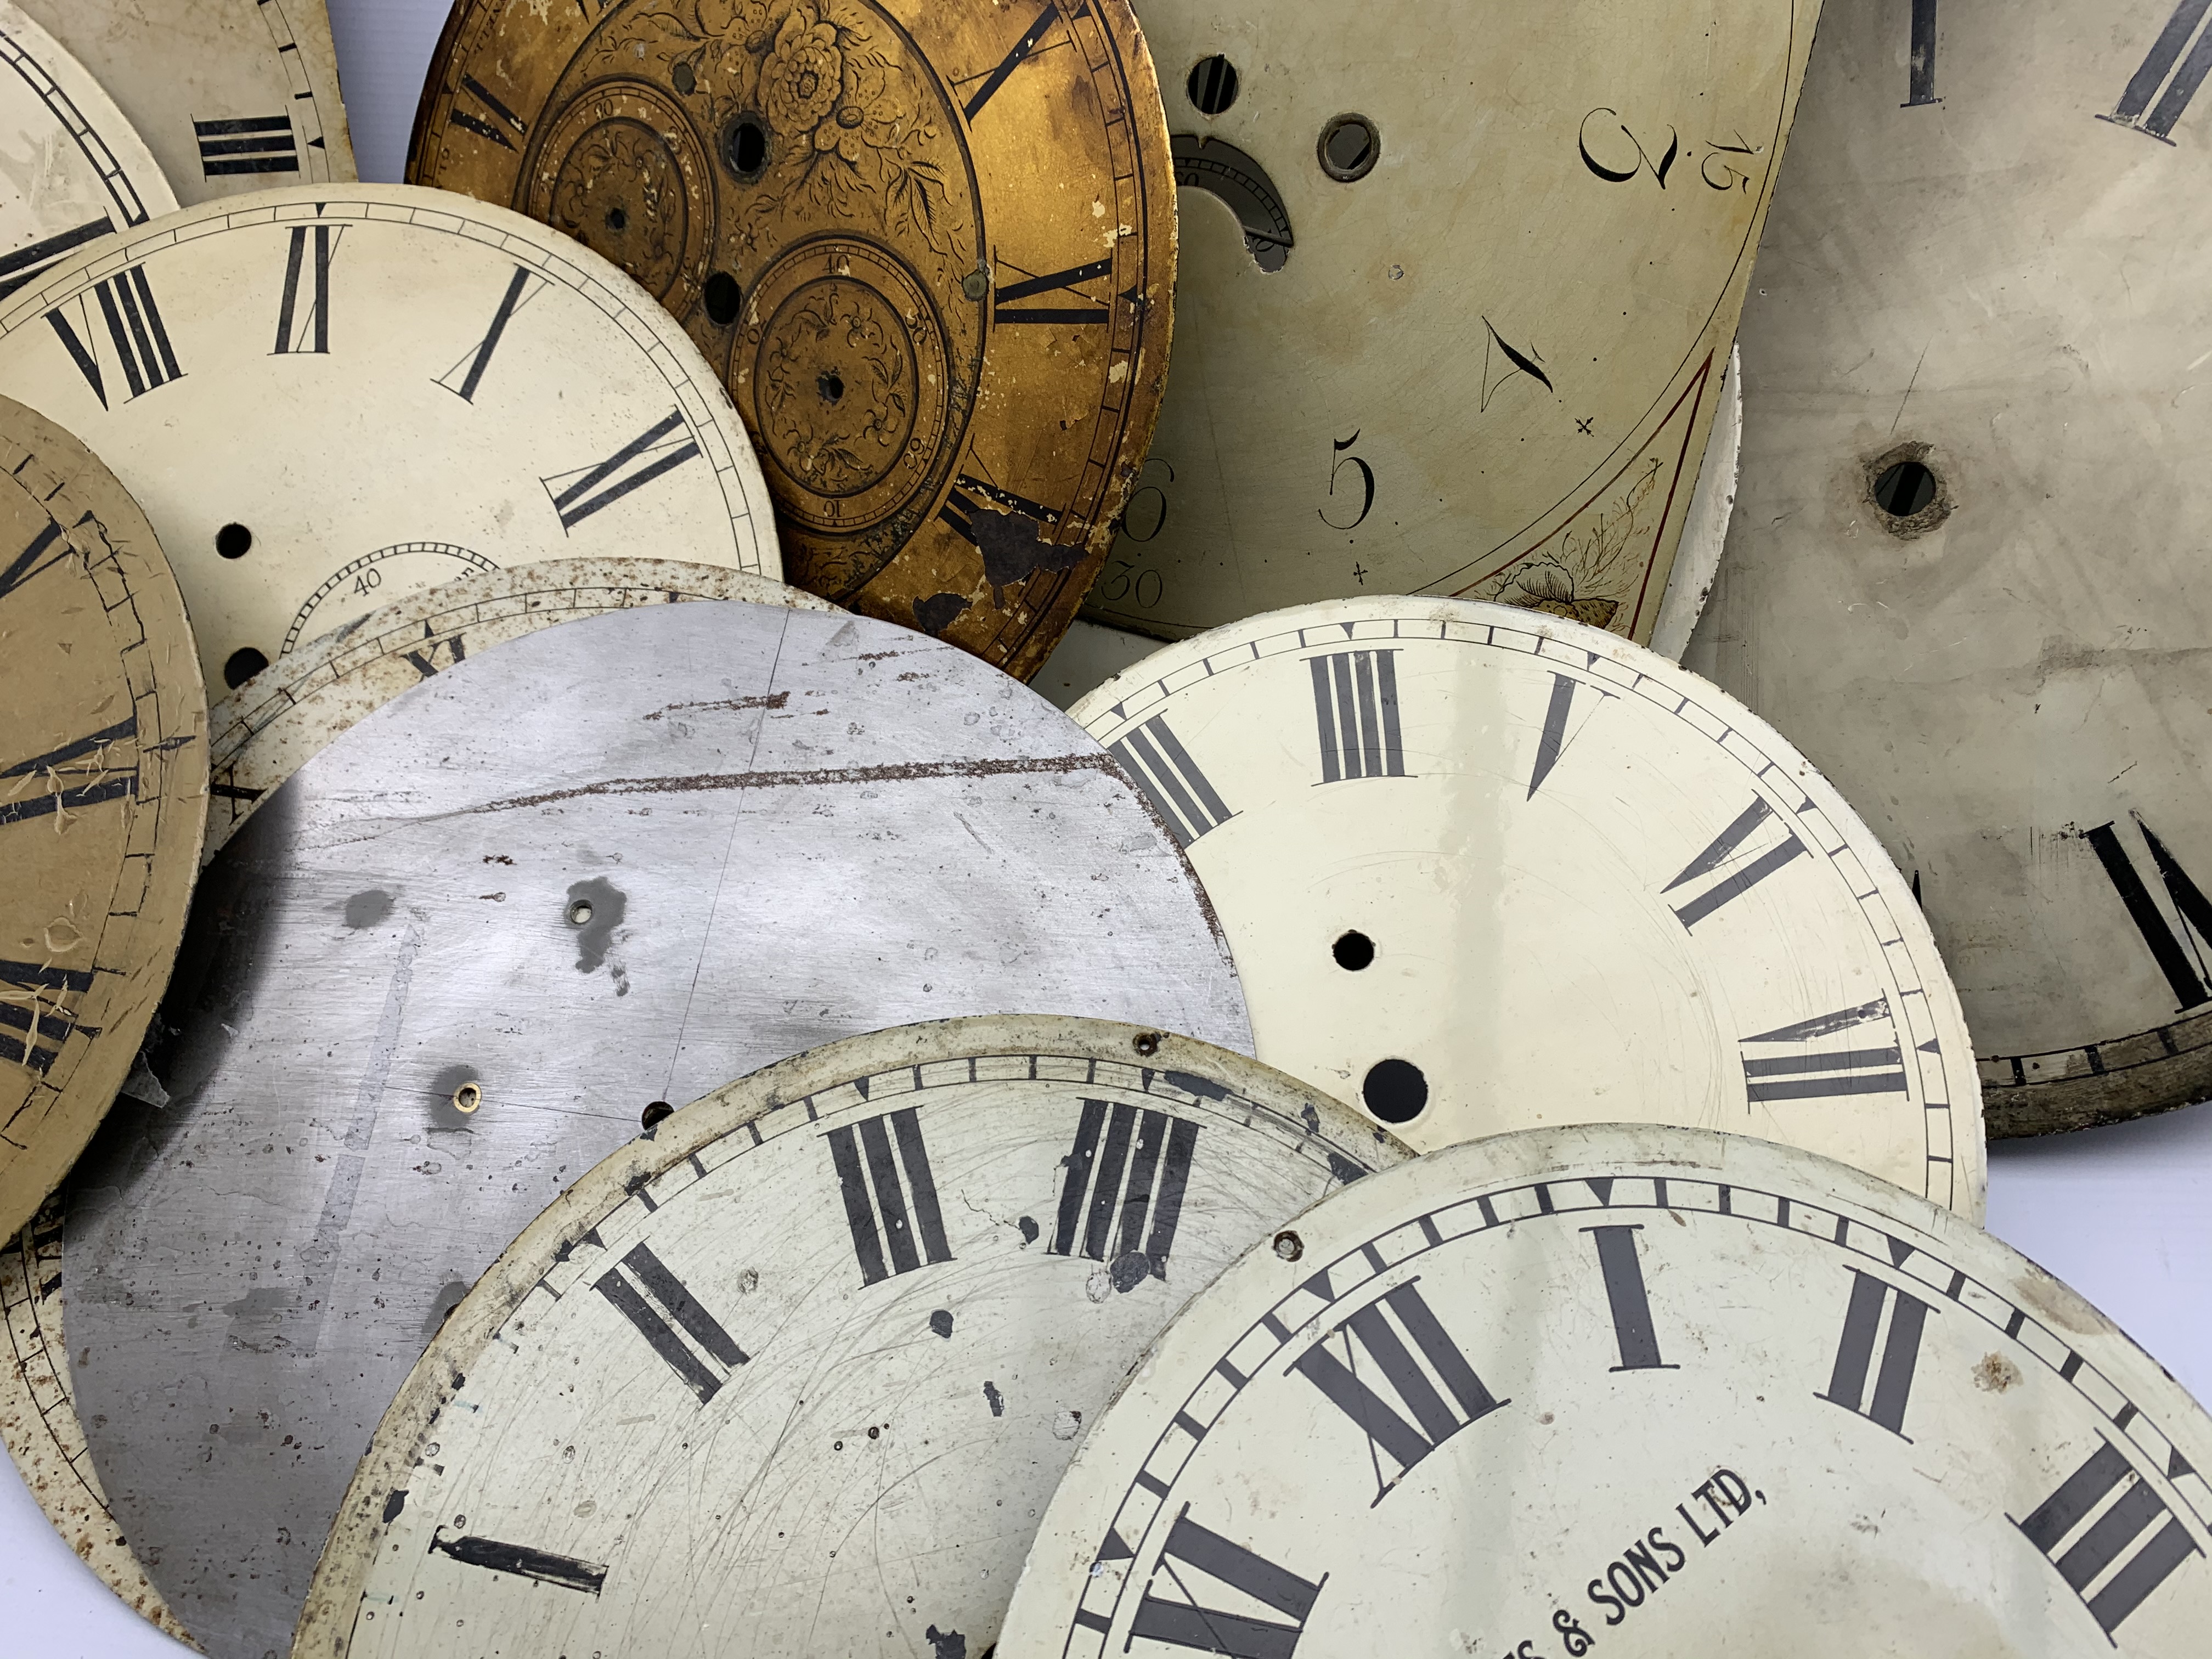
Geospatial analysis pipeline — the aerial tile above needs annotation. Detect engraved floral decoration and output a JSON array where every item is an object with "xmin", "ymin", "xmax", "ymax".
[
  {"xmin": 548, "ymin": 120, "xmax": 689, "ymax": 300},
  {"xmin": 760, "ymin": 285, "xmax": 915, "ymax": 493},
  {"xmin": 1477, "ymin": 456, "xmax": 1666, "ymax": 633}
]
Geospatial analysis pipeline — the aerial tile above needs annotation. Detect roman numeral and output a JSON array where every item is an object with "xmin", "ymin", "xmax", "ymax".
[
  {"xmin": 962, "ymin": 1, "xmax": 1062, "ymax": 121},
  {"xmin": 449, "ymin": 75, "xmax": 531, "ymax": 151},
  {"xmin": 437, "ymin": 266, "xmax": 545, "ymax": 403},
  {"xmin": 1586, "ymin": 1224, "xmax": 1674, "ymax": 1372},
  {"xmin": 2104, "ymin": 0, "xmax": 2212, "ymax": 142},
  {"xmin": 0, "ymin": 216, "xmax": 114, "ymax": 302},
  {"xmin": 429, "ymin": 1531, "xmax": 607, "ymax": 1595},
  {"xmin": 1126, "ymin": 1508, "xmax": 1323, "ymax": 1657},
  {"xmin": 1110, "ymin": 717, "xmax": 1234, "ymax": 847},
  {"xmin": 2, "ymin": 716, "xmax": 138, "ymax": 828},
  {"xmin": 542, "ymin": 411, "xmax": 701, "ymax": 531},
  {"xmin": 1527, "ymin": 671, "xmax": 1611, "ymax": 798},
  {"xmin": 1290, "ymin": 1279, "xmax": 1507, "ymax": 1504},
  {"xmin": 0, "ymin": 959, "xmax": 97, "ymax": 1077},
  {"xmin": 1662, "ymin": 797, "xmax": 1808, "ymax": 930},
  {"xmin": 403, "ymin": 629, "xmax": 467, "ymax": 680},
  {"xmin": 938, "ymin": 471, "xmax": 1062, "ymax": 545},
  {"xmin": 994, "ymin": 258, "xmax": 1111, "ymax": 324},
  {"xmin": 591, "ymin": 1242, "xmax": 747, "ymax": 1404},
  {"xmin": 2014, "ymin": 1440, "xmax": 2202, "ymax": 1635},
  {"xmin": 1904, "ymin": 0, "xmax": 1940, "ymax": 105},
  {"xmin": 0, "ymin": 520, "xmax": 67, "ymax": 602},
  {"xmin": 1310, "ymin": 650, "xmax": 1407, "ymax": 784},
  {"xmin": 2087, "ymin": 815, "xmax": 2212, "ymax": 1011},
  {"xmin": 47, "ymin": 268, "xmax": 183, "ymax": 408},
  {"xmin": 828, "ymin": 1107, "xmax": 953, "ymax": 1286},
  {"xmin": 274, "ymin": 224, "xmax": 341, "ymax": 356},
  {"xmin": 1050, "ymin": 1101, "xmax": 1198, "ymax": 1286},
  {"xmin": 1816, "ymin": 1270, "xmax": 1933, "ymax": 1438},
  {"xmin": 1740, "ymin": 997, "xmax": 1908, "ymax": 1105},
  {"xmin": 194, "ymin": 115, "xmax": 299, "ymax": 177}
]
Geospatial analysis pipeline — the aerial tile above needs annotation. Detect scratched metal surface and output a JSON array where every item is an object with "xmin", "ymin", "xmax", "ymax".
[{"xmin": 62, "ymin": 599, "xmax": 1251, "ymax": 1659}]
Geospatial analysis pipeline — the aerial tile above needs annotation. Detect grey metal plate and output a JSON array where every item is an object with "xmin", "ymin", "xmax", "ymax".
[{"xmin": 63, "ymin": 599, "xmax": 1251, "ymax": 1659}]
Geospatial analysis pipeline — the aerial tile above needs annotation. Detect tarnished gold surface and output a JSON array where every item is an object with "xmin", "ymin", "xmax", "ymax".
[{"xmin": 410, "ymin": 0, "xmax": 1176, "ymax": 681}]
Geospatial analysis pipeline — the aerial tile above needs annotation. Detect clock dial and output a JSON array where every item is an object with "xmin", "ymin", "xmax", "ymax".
[
  {"xmin": 1686, "ymin": 0, "xmax": 2212, "ymax": 1137},
  {"xmin": 0, "ymin": 392, "xmax": 206, "ymax": 1243},
  {"xmin": 1076, "ymin": 0, "xmax": 1813, "ymax": 647},
  {"xmin": 1000, "ymin": 1124, "xmax": 2212, "ymax": 1658},
  {"xmin": 18, "ymin": 0, "xmax": 354, "ymax": 204},
  {"xmin": 408, "ymin": 0, "xmax": 1175, "ymax": 681},
  {"xmin": 293, "ymin": 1017, "xmax": 1407, "ymax": 1659},
  {"xmin": 1070, "ymin": 597, "xmax": 1984, "ymax": 1216},
  {"xmin": 205, "ymin": 556, "xmax": 836, "ymax": 855},
  {"xmin": 61, "ymin": 598, "xmax": 1251, "ymax": 1658},
  {"xmin": 0, "ymin": 184, "xmax": 780, "ymax": 693}
]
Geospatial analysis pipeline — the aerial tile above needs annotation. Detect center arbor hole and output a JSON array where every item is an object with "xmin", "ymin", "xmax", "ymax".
[
  {"xmin": 1362, "ymin": 1058, "xmax": 1429, "ymax": 1124},
  {"xmin": 703, "ymin": 270, "xmax": 741, "ymax": 327},
  {"xmin": 216, "ymin": 523, "xmax": 253, "ymax": 560},
  {"xmin": 223, "ymin": 647, "xmax": 268, "ymax": 690},
  {"xmin": 817, "ymin": 371, "xmax": 844, "ymax": 404},
  {"xmin": 605, "ymin": 205, "xmax": 629, "ymax": 233},
  {"xmin": 1318, "ymin": 113, "xmax": 1380, "ymax": 182},
  {"xmin": 726, "ymin": 116, "xmax": 769, "ymax": 178},
  {"xmin": 1333, "ymin": 930, "xmax": 1375, "ymax": 971},
  {"xmin": 1187, "ymin": 55, "xmax": 1239, "ymax": 115},
  {"xmin": 1874, "ymin": 459, "xmax": 1938, "ymax": 518}
]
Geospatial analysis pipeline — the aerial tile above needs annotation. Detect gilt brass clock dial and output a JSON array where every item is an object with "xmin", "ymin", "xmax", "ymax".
[
  {"xmin": 205, "ymin": 556, "xmax": 834, "ymax": 855},
  {"xmin": 19, "ymin": 0, "xmax": 355, "ymax": 204},
  {"xmin": 293, "ymin": 1017, "xmax": 1405, "ymax": 1659},
  {"xmin": 1001, "ymin": 1125, "xmax": 2212, "ymax": 1657},
  {"xmin": 1081, "ymin": 0, "xmax": 1814, "ymax": 647},
  {"xmin": 1071, "ymin": 597, "xmax": 1984, "ymax": 1216},
  {"xmin": 409, "ymin": 0, "xmax": 1175, "ymax": 681},
  {"xmin": 61, "ymin": 599, "xmax": 1250, "ymax": 1658},
  {"xmin": 0, "ymin": 183, "xmax": 780, "ymax": 694},
  {"xmin": 1686, "ymin": 0, "xmax": 2212, "ymax": 1137}
]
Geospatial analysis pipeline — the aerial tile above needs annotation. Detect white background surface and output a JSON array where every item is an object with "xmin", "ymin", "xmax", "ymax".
[{"xmin": 7, "ymin": 3, "xmax": 2211, "ymax": 1653}]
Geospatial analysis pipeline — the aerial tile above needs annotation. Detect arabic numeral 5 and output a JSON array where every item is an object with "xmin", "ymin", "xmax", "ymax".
[{"xmin": 1321, "ymin": 429, "xmax": 1374, "ymax": 531}]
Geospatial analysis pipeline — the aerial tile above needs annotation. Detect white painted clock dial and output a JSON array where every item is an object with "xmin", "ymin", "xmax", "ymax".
[
  {"xmin": 294, "ymin": 1017, "xmax": 1407, "ymax": 1659},
  {"xmin": 1000, "ymin": 1124, "xmax": 2212, "ymax": 1657},
  {"xmin": 0, "ymin": 183, "xmax": 780, "ymax": 693},
  {"xmin": 1071, "ymin": 597, "xmax": 1984, "ymax": 1215}
]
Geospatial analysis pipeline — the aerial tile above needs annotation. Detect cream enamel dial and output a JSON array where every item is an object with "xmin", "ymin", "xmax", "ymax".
[
  {"xmin": 1000, "ymin": 1125, "xmax": 2212, "ymax": 1658},
  {"xmin": 295, "ymin": 1018, "xmax": 1407, "ymax": 1659},
  {"xmin": 0, "ymin": 184, "xmax": 780, "ymax": 693},
  {"xmin": 1081, "ymin": 0, "xmax": 1815, "ymax": 645},
  {"xmin": 1072, "ymin": 597, "xmax": 1984, "ymax": 1216},
  {"xmin": 19, "ymin": 0, "xmax": 354, "ymax": 203}
]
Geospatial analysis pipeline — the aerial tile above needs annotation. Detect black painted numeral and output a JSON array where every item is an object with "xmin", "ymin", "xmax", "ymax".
[
  {"xmin": 1586, "ymin": 1224, "xmax": 1674, "ymax": 1372},
  {"xmin": 1480, "ymin": 318, "xmax": 1554, "ymax": 410},
  {"xmin": 1662, "ymin": 797, "xmax": 1807, "ymax": 930},
  {"xmin": 1110, "ymin": 718, "xmax": 1234, "ymax": 847},
  {"xmin": 962, "ymin": 1, "xmax": 1061, "ymax": 121},
  {"xmin": 828, "ymin": 1107, "xmax": 953, "ymax": 1286},
  {"xmin": 449, "ymin": 74, "xmax": 530, "ymax": 151},
  {"xmin": 437, "ymin": 266, "xmax": 542, "ymax": 403},
  {"xmin": 274, "ymin": 224, "xmax": 340, "ymax": 356},
  {"xmin": 403, "ymin": 628, "xmax": 467, "ymax": 681},
  {"xmin": 1527, "ymin": 672, "xmax": 1612, "ymax": 799},
  {"xmin": 1816, "ymin": 1270, "xmax": 1933, "ymax": 1438},
  {"xmin": 1310, "ymin": 650, "xmax": 1407, "ymax": 784},
  {"xmin": 2087, "ymin": 815, "xmax": 2212, "ymax": 1012},
  {"xmin": 542, "ymin": 411, "xmax": 701, "ymax": 531},
  {"xmin": 47, "ymin": 268, "xmax": 183, "ymax": 408},
  {"xmin": 429, "ymin": 1531, "xmax": 607, "ymax": 1595},
  {"xmin": 1050, "ymin": 1099, "xmax": 1197, "ymax": 1286},
  {"xmin": 2014, "ymin": 1440, "xmax": 2202, "ymax": 1635},
  {"xmin": 1905, "ymin": 0, "xmax": 1940, "ymax": 105},
  {"xmin": 194, "ymin": 115, "xmax": 298, "ymax": 178},
  {"xmin": 1740, "ymin": 997, "xmax": 1908, "ymax": 1105},
  {"xmin": 2106, "ymin": 0, "xmax": 2212, "ymax": 142},
  {"xmin": 591, "ymin": 1241, "xmax": 748, "ymax": 1404},
  {"xmin": 995, "ymin": 258, "xmax": 1110, "ymax": 324},
  {"xmin": 939, "ymin": 472, "xmax": 1063, "ymax": 544},
  {"xmin": 1290, "ymin": 1279, "xmax": 1506, "ymax": 1504},
  {"xmin": 0, "ymin": 959, "xmax": 97, "ymax": 1076},
  {"xmin": 1126, "ymin": 1508, "xmax": 1323, "ymax": 1657},
  {"xmin": 0, "ymin": 520, "xmax": 67, "ymax": 603},
  {"xmin": 1, "ymin": 716, "xmax": 138, "ymax": 829},
  {"xmin": 0, "ymin": 217, "xmax": 114, "ymax": 302}
]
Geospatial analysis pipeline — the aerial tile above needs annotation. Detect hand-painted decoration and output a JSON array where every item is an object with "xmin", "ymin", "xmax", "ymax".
[
  {"xmin": 1076, "ymin": 0, "xmax": 1816, "ymax": 647},
  {"xmin": 0, "ymin": 184, "xmax": 780, "ymax": 693},
  {"xmin": 294, "ymin": 1017, "xmax": 1405, "ymax": 1659},
  {"xmin": 204, "ymin": 557, "xmax": 834, "ymax": 855},
  {"xmin": 1688, "ymin": 0, "xmax": 2212, "ymax": 1137},
  {"xmin": 18, "ymin": 0, "xmax": 355, "ymax": 203},
  {"xmin": 1000, "ymin": 1125, "xmax": 2212, "ymax": 1657},
  {"xmin": 0, "ymin": 393, "xmax": 205, "ymax": 1245},
  {"xmin": 1071, "ymin": 597, "xmax": 1984, "ymax": 1216},
  {"xmin": 408, "ymin": 0, "xmax": 1176, "ymax": 680},
  {"xmin": 61, "ymin": 600, "xmax": 1251, "ymax": 1658}
]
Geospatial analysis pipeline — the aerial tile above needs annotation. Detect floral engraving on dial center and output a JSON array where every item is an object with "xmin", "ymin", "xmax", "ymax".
[
  {"xmin": 549, "ymin": 119, "xmax": 692, "ymax": 300},
  {"xmin": 760, "ymin": 279, "xmax": 917, "ymax": 494}
]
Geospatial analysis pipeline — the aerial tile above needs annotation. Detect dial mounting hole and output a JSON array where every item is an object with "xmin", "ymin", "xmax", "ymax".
[
  {"xmin": 703, "ymin": 270, "xmax": 741, "ymax": 327},
  {"xmin": 216, "ymin": 523, "xmax": 253, "ymax": 560},
  {"xmin": 641, "ymin": 1101, "xmax": 674, "ymax": 1130},
  {"xmin": 1318, "ymin": 114, "xmax": 1380, "ymax": 182},
  {"xmin": 452, "ymin": 1082, "xmax": 482, "ymax": 1115},
  {"xmin": 1187, "ymin": 55, "xmax": 1239, "ymax": 115},
  {"xmin": 605, "ymin": 205, "xmax": 629, "ymax": 233},
  {"xmin": 817, "ymin": 370, "xmax": 845, "ymax": 405},
  {"xmin": 223, "ymin": 647, "xmax": 268, "ymax": 689},
  {"xmin": 1333, "ymin": 930, "xmax": 1375, "ymax": 971},
  {"xmin": 725, "ymin": 115, "xmax": 769, "ymax": 179},
  {"xmin": 1874, "ymin": 460, "xmax": 1938, "ymax": 518},
  {"xmin": 567, "ymin": 899, "xmax": 594, "ymax": 927},
  {"xmin": 1362, "ymin": 1057, "xmax": 1428, "ymax": 1124}
]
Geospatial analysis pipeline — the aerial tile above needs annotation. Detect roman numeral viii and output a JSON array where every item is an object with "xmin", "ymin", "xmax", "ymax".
[
  {"xmin": 2014, "ymin": 1440, "xmax": 2202, "ymax": 1635},
  {"xmin": 47, "ymin": 269, "xmax": 183, "ymax": 408},
  {"xmin": 2087, "ymin": 814, "xmax": 2212, "ymax": 1012},
  {"xmin": 1124, "ymin": 1508, "xmax": 1324, "ymax": 1657},
  {"xmin": 2104, "ymin": 0, "xmax": 2212, "ymax": 142},
  {"xmin": 592, "ymin": 1241, "xmax": 748, "ymax": 1404},
  {"xmin": 1110, "ymin": 717, "xmax": 1234, "ymax": 847},
  {"xmin": 1291, "ymin": 1278, "xmax": 1506, "ymax": 1504},
  {"xmin": 1662, "ymin": 796, "xmax": 1807, "ymax": 930},
  {"xmin": 828, "ymin": 1107, "xmax": 953, "ymax": 1285},
  {"xmin": 1050, "ymin": 1099, "xmax": 1197, "ymax": 1287},
  {"xmin": 1816, "ymin": 1269, "xmax": 1933, "ymax": 1438}
]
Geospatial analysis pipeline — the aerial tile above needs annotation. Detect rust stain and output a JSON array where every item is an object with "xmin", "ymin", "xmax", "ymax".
[
  {"xmin": 464, "ymin": 753, "xmax": 1121, "ymax": 816},
  {"xmin": 643, "ymin": 691, "xmax": 791, "ymax": 721}
]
